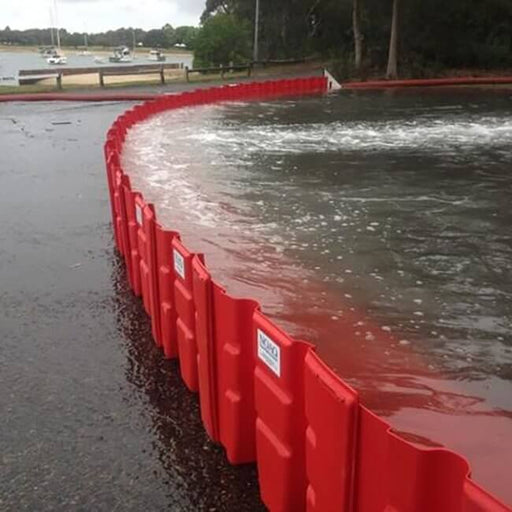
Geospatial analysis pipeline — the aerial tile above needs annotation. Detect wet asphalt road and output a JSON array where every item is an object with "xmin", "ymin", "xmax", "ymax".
[{"xmin": 0, "ymin": 101, "xmax": 263, "ymax": 511}]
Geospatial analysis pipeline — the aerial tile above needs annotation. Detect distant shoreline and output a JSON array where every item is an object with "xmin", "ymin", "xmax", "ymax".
[
  {"xmin": 0, "ymin": 44, "xmax": 193, "ymax": 57},
  {"xmin": 1, "ymin": 58, "xmax": 512, "ymax": 96}
]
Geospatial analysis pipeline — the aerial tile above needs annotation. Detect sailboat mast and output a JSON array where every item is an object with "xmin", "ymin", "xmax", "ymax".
[
  {"xmin": 49, "ymin": 7, "xmax": 55, "ymax": 46},
  {"xmin": 53, "ymin": 0, "xmax": 61, "ymax": 49}
]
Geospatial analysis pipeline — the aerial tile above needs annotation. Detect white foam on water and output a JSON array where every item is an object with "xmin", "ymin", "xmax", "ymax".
[{"xmin": 185, "ymin": 116, "xmax": 512, "ymax": 155}]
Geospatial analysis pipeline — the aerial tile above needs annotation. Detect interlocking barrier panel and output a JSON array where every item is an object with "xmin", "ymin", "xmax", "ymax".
[
  {"xmin": 121, "ymin": 176, "xmax": 142, "ymax": 296},
  {"xmin": 211, "ymin": 281, "xmax": 258, "ymax": 463},
  {"xmin": 134, "ymin": 199, "xmax": 160, "ymax": 343},
  {"xmin": 253, "ymin": 311, "xmax": 312, "ymax": 511},
  {"xmin": 172, "ymin": 238, "xmax": 200, "ymax": 391},
  {"xmin": 103, "ymin": 77, "xmax": 511, "ymax": 512},
  {"xmin": 304, "ymin": 351, "xmax": 358, "ymax": 512},
  {"xmin": 155, "ymin": 224, "xmax": 179, "ymax": 358},
  {"xmin": 191, "ymin": 256, "xmax": 219, "ymax": 442}
]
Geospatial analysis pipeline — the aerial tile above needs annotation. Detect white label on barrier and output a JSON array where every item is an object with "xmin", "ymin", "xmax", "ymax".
[
  {"xmin": 257, "ymin": 329, "xmax": 281, "ymax": 377},
  {"xmin": 173, "ymin": 249, "xmax": 185, "ymax": 280},
  {"xmin": 135, "ymin": 204, "xmax": 143, "ymax": 226}
]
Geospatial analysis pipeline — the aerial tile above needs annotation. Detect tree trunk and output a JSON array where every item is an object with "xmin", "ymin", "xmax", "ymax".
[
  {"xmin": 386, "ymin": 0, "xmax": 400, "ymax": 79},
  {"xmin": 353, "ymin": 0, "xmax": 363, "ymax": 73}
]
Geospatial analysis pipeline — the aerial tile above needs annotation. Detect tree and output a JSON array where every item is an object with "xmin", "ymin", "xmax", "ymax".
[
  {"xmin": 2, "ymin": 1, "xmax": 512, "ymax": 74},
  {"xmin": 162, "ymin": 24, "xmax": 176, "ymax": 47},
  {"xmin": 174, "ymin": 26, "xmax": 200, "ymax": 49},
  {"xmin": 386, "ymin": 0, "xmax": 400, "ymax": 78},
  {"xmin": 353, "ymin": 0, "xmax": 363, "ymax": 72},
  {"xmin": 143, "ymin": 28, "xmax": 166, "ymax": 48},
  {"xmin": 193, "ymin": 13, "xmax": 251, "ymax": 67},
  {"xmin": 201, "ymin": 0, "xmax": 237, "ymax": 23}
]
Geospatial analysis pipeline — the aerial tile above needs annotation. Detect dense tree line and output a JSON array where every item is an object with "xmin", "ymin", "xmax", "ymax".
[
  {"xmin": 198, "ymin": 0, "xmax": 512, "ymax": 77},
  {"xmin": 0, "ymin": 25, "xmax": 198, "ymax": 50},
  {"xmin": 3, "ymin": 0, "xmax": 512, "ymax": 77}
]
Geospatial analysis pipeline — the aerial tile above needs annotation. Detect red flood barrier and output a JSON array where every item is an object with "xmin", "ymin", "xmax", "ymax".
[
  {"xmin": 211, "ymin": 281, "xmax": 258, "ymax": 463},
  {"xmin": 134, "ymin": 198, "xmax": 161, "ymax": 344},
  {"xmin": 172, "ymin": 238, "xmax": 201, "ymax": 391},
  {"xmin": 192, "ymin": 256, "xmax": 259, "ymax": 461},
  {"xmin": 343, "ymin": 76, "xmax": 512, "ymax": 90},
  {"xmin": 354, "ymin": 409, "xmax": 469, "ymax": 511},
  {"xmin": 121, "ymin": 176, "xmax": 142, "ymax": 296},
  {"xmin": 103, "ymin": 141, "xmax": 121, "ymax": 252},
  {"xmin": 155, "ymin": 224, "xmax": 179, "ymax": 358},
  {"xmin": 191, "ymin": 257, "xmax": 218, "ymax": 440},
  {"xmin": 115, "ymin": 170, "xmax": 130, "ymax": 262},
  {"xmin": 102, "ymin": 77, "xmax": 511, "ymax": 512},
  {"xmin": 134, "ymin": 196, "xmax": 151, "ymax": 314},
  {"xmin": 253, "ymin": 311, "xmax": 311, "ymax": 511},
  {"xmin": 304, "ymin": 351, "xmax": 358, "ymax": 512}
]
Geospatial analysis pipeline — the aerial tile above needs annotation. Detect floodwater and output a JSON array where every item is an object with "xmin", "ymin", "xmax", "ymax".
[
  {"xmin": 0, "ymin": 100, "xmax": 263, "ymax": 511},
  {"xmin": 0, "ymin": 50, "xmax": 193, "ymax": 86},
  {"xmin": 123, "ymin": 88, "xmax": 512, "ymax": 504}
]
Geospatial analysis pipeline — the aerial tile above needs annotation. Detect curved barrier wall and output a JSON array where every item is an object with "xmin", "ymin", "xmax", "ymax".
[
  {"xmin": 342, "ymin": 76, "xmax": 512, "ymax": 90},
  {"xmin": 103, "ymin": 77, "xmax": 510, "ymax": 512}
]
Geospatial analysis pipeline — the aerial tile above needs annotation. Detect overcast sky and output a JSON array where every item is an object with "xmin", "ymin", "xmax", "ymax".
[{"xmin": 3, "ymin": 0, "xmax": 206, "ymax": 32}]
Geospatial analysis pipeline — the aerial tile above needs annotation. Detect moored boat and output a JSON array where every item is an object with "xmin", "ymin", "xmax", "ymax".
[
  {"xmin": 148, "ymin": 49, "xmax": 166, "ymax": 62},
  {"xmin": 109, "ymin": 46, "xmax": 133, "ymax": 63},
  {"xmin": 47, "ymin": 54, "xmax": 67, "ymax": 65}
]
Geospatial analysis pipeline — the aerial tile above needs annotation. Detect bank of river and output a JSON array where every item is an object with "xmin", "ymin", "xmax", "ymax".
[{"xmin": 123, "ymin": 87, "xmax": 512, "ymax": 504}]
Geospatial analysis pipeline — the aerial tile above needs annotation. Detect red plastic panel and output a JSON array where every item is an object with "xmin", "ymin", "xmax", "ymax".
[
  {"xmin": 463, "ymin": 481, "xmax": 511, "ymax": 512},
  {"xmin": 134, "ymin": 196, "xmax": 151, "ymax": 315},
  {"xmin": 303, "ymin": 350, "xmax": 358, "ymax": 512},
  {"xmin": 344, "ymin": 76, "xmax": 512, "ymax": 90},
  {"xmin": 103, "ymin": 142, "xmax": 118, "ymax": 246},
  {"xmin": 253, "ymin": 310, "xmax": 311, "ymax": 512},
  {"xmin": 191, "ymin": 256, "xmax": 219, "ymax": 442},
  {"xmin": 354, "ymin": 407, "xmax": 473, "ymax": 512},
  {"xmin": 103, "ymin": 149, "xmax": 123, "ymax": 253},
  {"xmin": 155, "ymin": 224, "xmax": 179, "ymax": 358},
  {"xmin": 212, "ymin": 283, "xmax": 259, "ymax": 464},
  {"xmin": 114, "ymin": 168, "xmax": 129, "ymax": 258},
  {"xmin": 116, "ymin": 172, "xmax": 134, "ymax": 273},
  {"xmin": 121, "ymin": 175, "xmax": 141, "ymax": 295},
  {"xmin": 172, "ymin": 238, "xmax": 199, "ymax": 391},
  {"xmin": 133, "ymin": 198, "xmax": 161, "ymax": 344}
]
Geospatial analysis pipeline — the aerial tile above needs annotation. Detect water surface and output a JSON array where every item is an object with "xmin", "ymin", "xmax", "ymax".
[
  {"xmin": 123, "ymin": 88, "xmax": 512, "ymax": 503},
  {"xmin": 0, "ymin": 50, "xmax": 193, "ymax": 86}
]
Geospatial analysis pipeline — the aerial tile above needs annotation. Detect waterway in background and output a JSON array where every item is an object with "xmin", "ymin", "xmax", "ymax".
[
  {"xmin": 123, "ymin": 88, "xmax": 512, "ymax": 504},
  {"xmin": 0, "ymin": 50, "xmax": 193, "ymax": 86}
]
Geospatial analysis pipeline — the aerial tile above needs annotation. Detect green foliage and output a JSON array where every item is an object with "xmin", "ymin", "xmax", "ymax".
[
  {"xmin": 0, "ymin": 25, "xmax": 197, "ymax": 50},
  {"xmin": 2, "ymin": 0, "xmax": 512, "ymax": 75},
  {"xmin": 143, "ymin": 28, "xmax": 167, "ymax": 48},
  {"xmin": 174, "ymin": 26, "xmax": 200, "ymax": 49},
  {"xmin": 162, "ymin": 24, "xmax": 176, "ymax": 47},
  {"xmin": 193, "ymin": 13, "xmax": 251, "ymax": 67},
  {"xmin": 198, "ymin": 0, "xmax": 512, "ymax": 74}
]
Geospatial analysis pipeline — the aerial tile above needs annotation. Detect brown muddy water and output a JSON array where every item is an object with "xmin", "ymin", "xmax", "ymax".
[
  {"xmin": 122, "ymin": 87, "xmax": 512, "ymax": 505},
  {"xmin": 0, "ymin": 101, "xmax": 263, "ymax": 511}
]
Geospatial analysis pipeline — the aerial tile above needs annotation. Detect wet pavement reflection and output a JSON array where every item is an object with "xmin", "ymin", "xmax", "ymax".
[
  {"xmin": 111, "ymin": 255, "xmax": 263, "ymax": 511},
  {"xmin": 0, "ymin": 101, "xmax": 263, "ymax": 511}
]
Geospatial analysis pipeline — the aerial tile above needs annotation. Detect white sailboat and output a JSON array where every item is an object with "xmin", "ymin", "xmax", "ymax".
[
  {"xmin": 148, "ymin": 49, "xmax": 166, "ymax": 62},
  {"xmin": 77, "ymin": 33, "xmax": 91, "ymax": 56},
  {"xmin": 47, "ymin": 54, "xmax": 67, "ymax": 65},
  {"xmin": 47, "ymin": 0, "xmax": 67, "ymax": 65}
]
